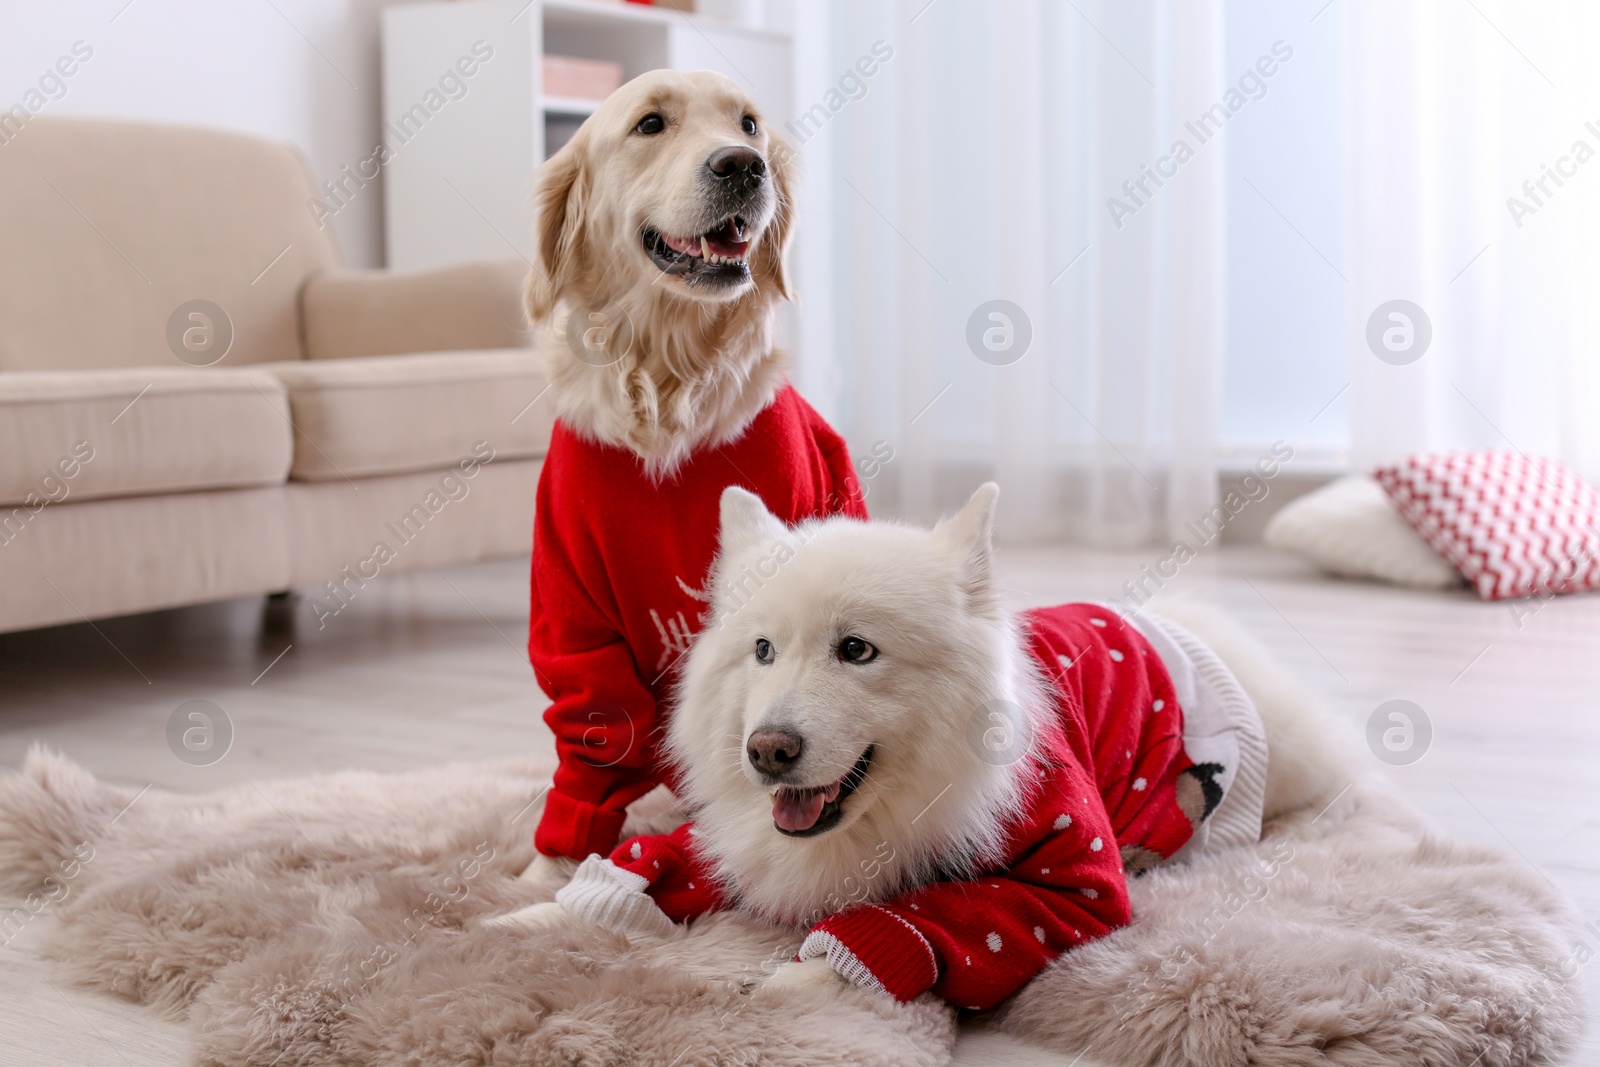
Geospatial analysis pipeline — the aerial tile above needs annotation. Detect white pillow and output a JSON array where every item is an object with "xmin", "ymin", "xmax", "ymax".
[{"xmin": 1262, "ymin": 475, "xmax": 1463, "ymax": 589}]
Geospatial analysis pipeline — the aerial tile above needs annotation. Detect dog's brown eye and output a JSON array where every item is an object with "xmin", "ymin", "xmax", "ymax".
[
  {"xmin": 755, "ymin": 638, "xmax": 775, "ymax": 664},
  {"xmin": 635, "ymin": 113, "xmax": 665, "ymax": 135},
  {"xmin": 838, "ymin": 637, "xmax": 877, "ymax": 664},
  {"xmin": 741, "ymin": 115, "xmax": 758, "ymax": 136}
]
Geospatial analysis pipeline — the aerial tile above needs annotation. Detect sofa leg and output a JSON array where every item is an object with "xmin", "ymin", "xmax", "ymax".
[{"xmin": 262, "ymin": 589, "xmax": 297, "ymax": 634}]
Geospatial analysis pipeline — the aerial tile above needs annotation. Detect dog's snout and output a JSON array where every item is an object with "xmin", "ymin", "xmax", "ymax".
[
  {"xmin": 707, "ymin": 146, "xmax": 767, "ymax": 184},
  {"xmin": 747, "ymin": 727, "xmax": 803, "ymax": 776}
]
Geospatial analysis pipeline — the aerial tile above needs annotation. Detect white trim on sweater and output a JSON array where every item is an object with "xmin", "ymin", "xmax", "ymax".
[
  {"xmin": 796, "ymin": 930, "xmax": 893, "ymax": 997},
  {"xmin": 798, "ymin": 904, "xmax": 939, "ymax": 997}
]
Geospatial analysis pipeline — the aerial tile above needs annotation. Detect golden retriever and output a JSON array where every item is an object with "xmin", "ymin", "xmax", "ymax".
[
  {"xmin": 513, "ymin": 68, "xmax": 813, "ymax": 887},
  {"xmin": 526, "ymin": 68, "xmax": 796, "ymax": 475}
]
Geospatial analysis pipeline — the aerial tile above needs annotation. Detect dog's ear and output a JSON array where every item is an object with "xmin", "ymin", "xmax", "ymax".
[
  {"xmin": 525, "ymin": 136, "xmax": 589, "ymax": 323},
  {"xmin": 753, "ymin": 136, "xmax": 797, "ymax": 302},
  {"xmin": 719, "ymin": 485, "xmax": 788, "ymax": 555},
  {"xmin": 935, "ymin": 483, "xmax": 1000, "ymax": 616}
]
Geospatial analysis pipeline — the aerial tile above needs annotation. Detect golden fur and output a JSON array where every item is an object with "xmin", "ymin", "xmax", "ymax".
[{"xmin": 526, "ymin": 69, "xmax": 797, "ymax": 475}]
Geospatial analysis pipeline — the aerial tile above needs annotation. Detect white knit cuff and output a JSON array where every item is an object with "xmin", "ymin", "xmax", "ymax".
[
  {"xmin": 555, "ymin": 855, "xmax": 676, "ymax": 939},
  {"xmin": 797, "ymin": 930, "xmax": 891, "ymax": 997}
]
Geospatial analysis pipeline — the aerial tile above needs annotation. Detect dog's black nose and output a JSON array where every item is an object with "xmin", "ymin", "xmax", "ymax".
[
  {"xmin": 707, "ymin": 146, "xmax": 767, "ymax": 183},
  {"xmin": 747, "ymin": 728, "xmax": 803, "ymax": 775}
]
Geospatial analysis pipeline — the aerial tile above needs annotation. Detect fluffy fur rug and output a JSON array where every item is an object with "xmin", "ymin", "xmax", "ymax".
[{"xmin": 0, "ymin": 749, "xmax": 1584, "ymax": 1067}]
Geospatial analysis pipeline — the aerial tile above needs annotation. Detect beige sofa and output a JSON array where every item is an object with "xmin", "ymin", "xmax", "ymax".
[{"xmin": 0, "ymin": 116, "xmax": 552, "ymax": 634}]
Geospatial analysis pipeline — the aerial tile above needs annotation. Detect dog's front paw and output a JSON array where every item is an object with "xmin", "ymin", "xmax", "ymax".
[
  {"xmin": 485, "ymin": 900, "xmax": 572, "ymax": 931},
  {"xmin": 763, "ymin": 957, "xmax": 851, "ymax": 993},
  {"xmin": 517, "ymin": 853, "xmax": 579, "ymax": 885}
]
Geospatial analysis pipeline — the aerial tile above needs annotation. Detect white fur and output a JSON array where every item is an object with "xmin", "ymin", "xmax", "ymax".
[
  {"xmin": 517, "ymin": 851, "xmax": 577, "ymax": 885},
  {"xmin": 762, "ymin": 956, "xmax": 851, "ymax": 992},
  {"xmin": 488, "ymin": 899, "xmax": 569, "ymax": 930},
  {"xmin": 668, "ymin": 484, "xmax": 1057, "ymax": 927}
]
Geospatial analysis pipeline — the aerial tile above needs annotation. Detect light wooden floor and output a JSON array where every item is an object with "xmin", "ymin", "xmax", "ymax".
[{"xmin": 1, "ymin": 545, "xmax": 1596, "ymax": 1065}]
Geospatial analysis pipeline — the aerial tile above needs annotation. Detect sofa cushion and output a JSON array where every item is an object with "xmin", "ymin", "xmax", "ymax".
[
  {"xmin": 302, "ymin": 260, "xmax": 531, "ymax": 361},
  {"xmin": 0, "ymin": 116, "xmax": 338, "ymax": 372},
  {"xmin": 0, "ymin": 486, "xmax": 290, "ymax": 635},
  {"xmin": 0, "ymin": 367, "xmax": 293, "ymax": 508},
  {"xmin": 284, "ymin": 459, "xmax": 538, "ymax": 591},
  {"xmin": 264, "ymin": 349, "xmax": 554, "ymax": 482}
]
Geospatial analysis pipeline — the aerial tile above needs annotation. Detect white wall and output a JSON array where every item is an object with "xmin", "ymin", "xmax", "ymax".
[{"xmin": 5, "ymin": 0, "xmax": 402, "ymax": 267}]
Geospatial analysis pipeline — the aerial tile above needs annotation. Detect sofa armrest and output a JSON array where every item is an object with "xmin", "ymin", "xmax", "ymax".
[{"xmin": 300, "ymin": 258, "xmax": 531, "ymax": 360}]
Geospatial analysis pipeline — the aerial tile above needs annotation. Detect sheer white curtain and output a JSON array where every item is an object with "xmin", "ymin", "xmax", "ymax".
[
  {"xmin": 788, "ymin": 0, "xmax": 1227, "ymax": 545},
  {"xmin": 1342, "ymin": 0, "xmax": 1600, "ymax": 482}
]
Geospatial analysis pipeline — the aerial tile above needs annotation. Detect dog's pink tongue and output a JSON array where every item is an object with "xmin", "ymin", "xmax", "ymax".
[
  {"xmin": 773, "ymin": 788, "xmax": 825, "ymax": 832},
  {"xmin": 705, "ymin": 224, "xmax": 749, "ymax": 258}
]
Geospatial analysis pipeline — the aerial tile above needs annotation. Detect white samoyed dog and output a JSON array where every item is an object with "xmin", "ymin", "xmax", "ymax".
[
  {"xmin": 668, "ymin": 482, "xmax": 1049, "ymax": 927},
  {"xmin": 668, "ymin": 484, "xmax": 1335, "ymax": 927},
  {"xmin": 503, "ymin": 483, "xmax": 1346, "ymax": 996}
]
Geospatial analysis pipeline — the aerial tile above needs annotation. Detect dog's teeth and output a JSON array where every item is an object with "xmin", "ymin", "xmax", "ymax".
[{"xmin": 700, "ymin": 235, "xmax": 711, "ymax": 259}]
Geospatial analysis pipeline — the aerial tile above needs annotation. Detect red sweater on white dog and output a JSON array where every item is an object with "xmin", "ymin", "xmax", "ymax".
[
  {"xmin": 563, "ymin": 603, "xmax": 1233, "ymax": 1010},
  {"xmin": 530, "ymin": 385, "xmax": 867, "ymax": 861}
]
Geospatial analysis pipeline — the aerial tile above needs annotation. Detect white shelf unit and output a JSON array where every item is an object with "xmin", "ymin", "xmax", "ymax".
[
  {"xmin": 380, "ymin": 0, "xmax": 793, "ymax": 272},
  {"xmin": 541, "ymin": 95, "xmax": 604, "ymax": 116}
]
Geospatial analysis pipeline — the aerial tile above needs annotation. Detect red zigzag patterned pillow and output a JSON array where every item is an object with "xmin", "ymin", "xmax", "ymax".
[{"xmin": 1373, "ymin": 450, "xmax": 1600, "ymax": 601}]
